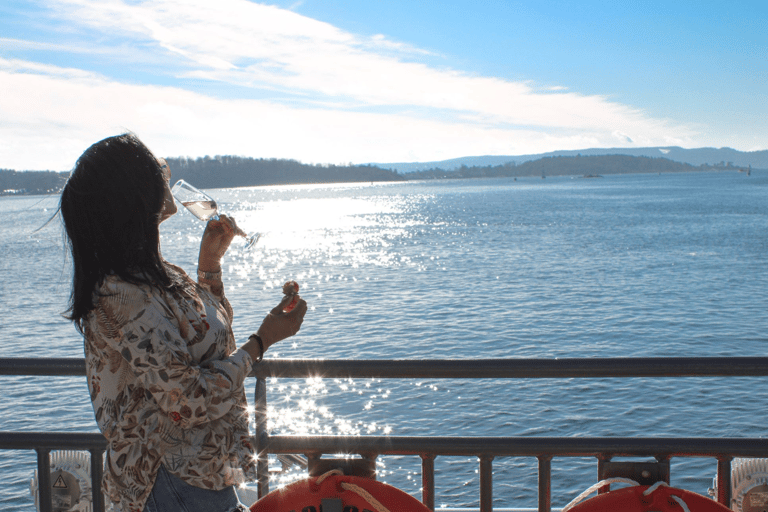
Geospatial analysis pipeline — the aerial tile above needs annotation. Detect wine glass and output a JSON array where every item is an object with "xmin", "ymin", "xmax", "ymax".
[{"xmin": 171, "ymin": 179, "xmax": 260, "ymax": 248}]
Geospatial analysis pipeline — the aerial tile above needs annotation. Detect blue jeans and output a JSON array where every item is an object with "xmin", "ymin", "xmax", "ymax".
[{"xmin": 143, "ymin": 465, "xmax": 248, "ymax": 512}]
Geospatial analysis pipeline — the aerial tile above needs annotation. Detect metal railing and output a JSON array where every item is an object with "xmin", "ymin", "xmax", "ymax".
[{"xmin": 3, "ymin": 356, "xmax": 768, "ymax": 512}]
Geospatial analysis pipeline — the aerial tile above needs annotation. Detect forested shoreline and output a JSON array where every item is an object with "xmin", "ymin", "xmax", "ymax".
[
  {"xmin": 0, "ymin": 154, "xmax": 746, "ymax": 196},
  {"xmin": 403, "ymin": 154, "xmax": 726, "ymax": 180}
]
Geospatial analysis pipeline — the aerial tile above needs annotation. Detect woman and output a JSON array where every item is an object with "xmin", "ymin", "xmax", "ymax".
[{"xmin": 60, "ymin": 133, "xmax": 307, "ymax": 512}]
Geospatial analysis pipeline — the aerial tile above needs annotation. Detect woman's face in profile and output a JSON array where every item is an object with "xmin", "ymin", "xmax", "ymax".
[{"xmin": 157, "ymin": 158, "xmax": 177, "ymax": 223}]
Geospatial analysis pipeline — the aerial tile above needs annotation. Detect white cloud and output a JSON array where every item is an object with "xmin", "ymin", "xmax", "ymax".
[
  {"xmin": 51, "ymin": 0, "xmax": 667, "ymax": 129},
  {"xmin": 2, "ymin": 57, "xmax": 635, "ymax": 170},
  {"xmin": 1, "ymin": 0, "xmax": 704, "ymax": 169}
]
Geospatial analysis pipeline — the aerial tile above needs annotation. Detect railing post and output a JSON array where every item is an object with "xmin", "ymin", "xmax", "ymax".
[
  {"xmin": 421, "ymin": 454, "xmax": 435, "ymax": 511},
  {"xmin": 254, "ymin": 376, "xmax": 269, "ymax": 498},
  {"xmin": 717, "ymin": 456, "xmax": 732, "ymax": 508},
  {"xmin": 597, "ymin": 455, "xmax": 611, "ymax": 494},
  {"xmin": 36, "ymin": 448, "xmax": 52, "ymax": 512},
  {"xmin": 479, "ymin": 455, "xmax": 494, "ymax": 512},
  {"xmin": 538, "ymin": 455, "xmax": 552, "ymax": 512},
  {"xmin": 90, "ymin": 448, "xmax": 105, "ymax": 512}
]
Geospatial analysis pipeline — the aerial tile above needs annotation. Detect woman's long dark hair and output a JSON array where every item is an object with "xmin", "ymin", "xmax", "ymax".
[{"xmin": 60, "ymin": 133, "xmax": 178, "ymax": 331}]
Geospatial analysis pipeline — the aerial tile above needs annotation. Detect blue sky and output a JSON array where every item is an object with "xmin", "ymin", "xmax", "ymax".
[{"xmin": 0, "ymin": 0, "xmax": 765, "ymax": 171}]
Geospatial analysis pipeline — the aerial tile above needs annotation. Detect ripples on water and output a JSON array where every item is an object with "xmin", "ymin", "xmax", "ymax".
[{"xmin": 2, "ymin": 172, "xmax": 768, "ymax": 510}]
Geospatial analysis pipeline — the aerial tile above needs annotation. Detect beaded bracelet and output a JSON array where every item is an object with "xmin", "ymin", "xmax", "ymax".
[{"xmin": 248, "ymin": 334, "xmax": 264, "ymax": 363}]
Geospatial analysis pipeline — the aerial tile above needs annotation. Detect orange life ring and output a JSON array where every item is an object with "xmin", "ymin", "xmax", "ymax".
[
  {"xmin": 564, "ymin": 481, "xmax": 731, "ymax": 512},
  {"xmin": 249, "ymin": 471, "xmax": 430, "ymax": 512}
]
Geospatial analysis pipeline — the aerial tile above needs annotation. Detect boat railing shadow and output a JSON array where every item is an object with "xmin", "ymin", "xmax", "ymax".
[{"xmin": 2, "ymin": 356, "xmax": 768, "ymax": 512}]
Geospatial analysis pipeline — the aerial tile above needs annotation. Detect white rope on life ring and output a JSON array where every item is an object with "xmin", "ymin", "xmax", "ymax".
[
  {"xmin": 562, "ymin": 478, "xmax": 693, "ymax": 512},
  {"xmin": 315, "ymin": 469, "xmax": 391, "ymax": 512},
  {"xmin": 561, "ymin": 477, "xmax": 640, "ymax": 512},
  {"xmin": 643, "ymin": 481, "xmax": 691, "ymax": 512}
]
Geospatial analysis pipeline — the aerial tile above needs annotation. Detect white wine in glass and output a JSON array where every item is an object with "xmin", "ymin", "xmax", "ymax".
[{"xmin": 171, "ymin": 179, "xmax": 260, "ymax": 248}]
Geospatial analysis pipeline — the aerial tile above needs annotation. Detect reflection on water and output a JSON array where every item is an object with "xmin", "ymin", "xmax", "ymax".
[
  {"xmin": 259, "ymin": 376, "xmax": 400, "ymax": 491},
  {"xmin": 3, "ymin": 173, "xmax": 768, "ymax": 509},
  {"xmin": 267, "ymin": 377, "xmax": 393, "ymax": 436}
]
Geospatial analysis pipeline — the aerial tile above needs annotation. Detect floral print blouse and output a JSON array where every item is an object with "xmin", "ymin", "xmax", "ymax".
[{"xmin": 83, "ymin": 264, "xmax": 255, "ymax": 512}]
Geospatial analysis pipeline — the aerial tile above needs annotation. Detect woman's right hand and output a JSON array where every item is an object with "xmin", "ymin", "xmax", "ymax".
[{"xmin": 198, "ymin": 214, "xmax": 239, "ymax": 272}]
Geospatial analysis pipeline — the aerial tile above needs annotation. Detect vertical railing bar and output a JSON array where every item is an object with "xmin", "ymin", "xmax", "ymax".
[
  {"xmin": 596, "ymin": 456, "xmax": 611, "ymax": 494},
  {"xmin": 716, "ymin": 456, "xmax": 732, "ymax": 507},
  {"xmin": 537, "ymin": 455, "xmax": 552, "ymax": 512},
  {"xmin": 254, "ymin": 376, "xmax": 269, "ymax": 498},
  {"xmin": 90, "ymin": 449, "xmax": 104, "ymax": 512},
  {"xmin": 480, "ymin": 455, "xmax": 494, "ymax": 512},
  {"xmin": 655, "ymin": 454, "xmax": 671, "ymax": 484},
  {"xmin": 421, "ymin": 454, "xmax": 435, "ymax": 511},
  {"xmin": 37, "ymin": 448, "xmax": 52, "ymax": 512}
]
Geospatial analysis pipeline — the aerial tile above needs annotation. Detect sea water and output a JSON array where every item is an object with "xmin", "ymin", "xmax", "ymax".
[{"xmin": 1, "ymin": 171, "xmax": 767, "ymax": 510}]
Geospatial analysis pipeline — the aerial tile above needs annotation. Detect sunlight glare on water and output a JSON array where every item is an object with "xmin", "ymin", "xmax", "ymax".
[
  {"xmin": 222, "ymin": 187, "xmax": 421, "ymax": 278},
  {"xmin": 258, "ymin": 375, "xmax": 397, "ymax": 491},
  {"xmin": 3, "ymin": 173, "xmax": 768, "ymax": 510}
]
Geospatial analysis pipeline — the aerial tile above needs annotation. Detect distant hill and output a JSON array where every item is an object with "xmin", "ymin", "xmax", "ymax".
[
  {"xmin": 0, "ymin": 152, "xmax": 752, "ymax": 196},
  {"xmin": 0, "ymin": 156, "xmax": 404, "ymax": 196},
  {"xmin": 373, "ymin": 146, "xmax": 768, "ymax": 173},
  {"xmin": 402, "ymin": 154, "xmax": 725, "ymax": 180},
  {"xmin": 164, "ymin": 155, "xmax": 403, "ymax": 189},
  {"xmin": 0, "ymin": 169, "xmax": 68, "ymax": 195}
]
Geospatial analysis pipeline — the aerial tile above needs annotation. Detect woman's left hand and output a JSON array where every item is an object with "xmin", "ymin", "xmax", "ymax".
[{"xmin": 198, "ymin": 214, "xmax": 243, "ymax": 272}]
